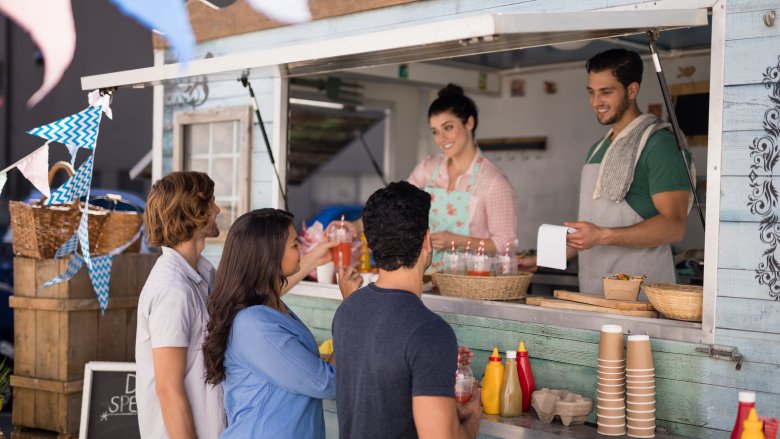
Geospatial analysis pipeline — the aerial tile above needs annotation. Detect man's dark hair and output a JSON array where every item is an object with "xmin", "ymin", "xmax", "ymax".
[
  {"xmin": 585, "ymin": 49, "xmax": 643, "ymax": 88},
  {"xmin": 363, "ymin": 181, "xmax": 431, "ymax": 271}
]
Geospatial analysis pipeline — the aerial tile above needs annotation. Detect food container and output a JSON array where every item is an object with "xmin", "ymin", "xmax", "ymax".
[
  {"xmin": 531, "ymin": 388, "xmax": 593, "ymax": 426},
  {"xmin": 603, "ymin": 274, "xmax": 646, "ymax": 301}
]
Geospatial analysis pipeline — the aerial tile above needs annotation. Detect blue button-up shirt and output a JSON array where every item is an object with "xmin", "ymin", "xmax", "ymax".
[{"xmin": 221, "ymin": 304, "xmax": 336, "ymax": 439}]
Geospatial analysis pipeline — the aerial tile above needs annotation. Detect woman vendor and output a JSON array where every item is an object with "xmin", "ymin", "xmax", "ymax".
[{"xmin": 407, "ymin": 84, "xmax": 518, "ymax": 268}]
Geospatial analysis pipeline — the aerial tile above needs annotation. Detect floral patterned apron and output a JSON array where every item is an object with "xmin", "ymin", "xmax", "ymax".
[{"xmin": 425, "ymin": 155, "xmax": 482, "ymax": 270}]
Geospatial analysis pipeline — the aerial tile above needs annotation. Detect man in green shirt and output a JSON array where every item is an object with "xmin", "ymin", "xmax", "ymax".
[{"xmin": 521, "ymin": 49, "xmax": 694, "ymax": 294}]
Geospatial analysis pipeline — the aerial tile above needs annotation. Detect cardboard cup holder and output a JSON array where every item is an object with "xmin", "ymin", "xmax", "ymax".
[{"xmin": 531, "ymin": 388, "xmax": 594, "ymax": 427}]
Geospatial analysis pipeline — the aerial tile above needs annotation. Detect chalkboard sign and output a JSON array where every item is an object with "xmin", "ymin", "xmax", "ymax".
[{"xmin": 79, "ymin": 362, "xmax": 140, "ymax": 439}]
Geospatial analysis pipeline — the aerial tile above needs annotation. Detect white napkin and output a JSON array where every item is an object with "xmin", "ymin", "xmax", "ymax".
[{"xmin": 536, "ymin": 224, "xmax": 573, "ymax": 270}]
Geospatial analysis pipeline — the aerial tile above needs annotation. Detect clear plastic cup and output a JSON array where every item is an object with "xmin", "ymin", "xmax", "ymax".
[
  {"xmin": 442, "ymin": 249, "xmax": 466, "ymax": 275},
  {"xmin": 495, "ymin": 253, "xmax": 518, "ymax": 276},
  {"xmin": 454, "ymin": 365, "xmax": 474, "ymax": 403},
  {"xmin": 468, "ymin": 253, "xmax": 493, "ymax": 276}
]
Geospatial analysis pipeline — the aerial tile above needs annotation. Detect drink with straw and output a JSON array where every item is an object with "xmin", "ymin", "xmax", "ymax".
[
  {"xmin": 468, "ymin": 240, "xmax": 493, "ymax": 276},
  {"xmin": 496, "ymin": 240, "xmax": 517, "ymax": 276},
  {"xmin": 328, "ymin": 215, "xmax": 353, "ymax": 268},
  {"xmin": 442, "ymin": 240, "xmax": 465, "ymax": 274}
]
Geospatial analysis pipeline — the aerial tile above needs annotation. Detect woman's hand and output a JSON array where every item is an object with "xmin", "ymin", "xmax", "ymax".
[
  {"xmin": 517, "ymin": 255, "xmax": 538, "ymax": 273},
  {"xmin": 430, "ymin": 231, "xmax": 458, "ymax": 250},
  {"xmin": 457, "ymin": 346, "xmax": 474, "ymax": 366},
  {"xmin": 337, "ymin": 265, "xmax": 363, "ymax": 300},
  {"xmin": 305, "ymin": 239, "xmax": 338, "ymax": 267}
]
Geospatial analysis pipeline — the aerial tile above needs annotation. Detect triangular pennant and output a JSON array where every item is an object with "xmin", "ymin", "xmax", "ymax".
[
  {"xmin": 55, "ymin": 232, "xmax": 78, "ymax": 259},
  {"xmin": 45, "ymin": 154, "xmax": 94, "ymax": 205},
  {"xmin": 26, "ymin": 106, "xmax": 102, "ymax": 151},
  {"xmin": 16, "ymin": 144, "xmax": 50, "ymax": 198},
  {"xmin": 43, "ymin": 254, "xmax": 84, "ymax": 288},
  {"xmin": 106, "ymin": 226, "xmax": 144, "ymax": 257},
  {"xmin": 109, "ymin": 0, "xmax": 194, "ymax": 63},
  {"xmin": 0, "ymin": 0, "xmax": 76, "ymax": 107},
  {"xmin": 245, "ymin": 0, "xmax": 311, "ymax": 24},
  {"xmin": 88, "ymin": 90, "xmax": 112, "ymax": 120},
  {"xmin": 65, "ymin": 144, "xmax": 80, "ymax": 165},
  {"xmin": 77, "ymin": 207, "xmax": 92, "ymax": 270},
  {"xmin": 0, "ymin": 172, "xmax": 7, "ymax": 196},
  {"xmin": 88, "ymin": 254, "xmax": 114, "ymax": 314}
]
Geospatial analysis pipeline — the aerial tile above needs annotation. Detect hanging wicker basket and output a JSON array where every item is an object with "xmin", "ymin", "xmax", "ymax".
[
  {"xmin": 90, "ymin": 194, "xmax": 143, "ymax": 255},
  {"xmin": 643, "ymin": 283, "xmax": 703, "ymax": 322},
  {"xmin": 9, "ymin": 162, "xmax": 81, "ymax": 259},
  {"xmin": 432, "ymin": 272, "xmax": 532, "ymax": 301}
]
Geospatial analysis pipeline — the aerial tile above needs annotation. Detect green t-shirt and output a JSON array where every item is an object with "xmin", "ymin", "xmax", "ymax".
[{"xmin": 586, "ymin": 129, "xmax": 693, "ymax": 220}]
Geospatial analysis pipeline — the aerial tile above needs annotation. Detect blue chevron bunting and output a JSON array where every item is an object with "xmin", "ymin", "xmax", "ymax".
[
  {"xmin": 88, "ymin": 254, "xmax": 113, "ymax": 314},
  {"xmin": 27, "ymin": 106, "xmax": 102, "ymax": 151},
  {"xmin": 45, "ymin": 154, "xmax": 94, "ymax": 206},
  {"xmin": 78, "ymin": 207, "xmax": 92, "ymax": 270},
  {"xmin": 55, "ymin": 232, "xmax": 78, "ymax": 258},
  {"xmin": 43, "ymin": 254, "xmax": 84, "ymax": 288}
]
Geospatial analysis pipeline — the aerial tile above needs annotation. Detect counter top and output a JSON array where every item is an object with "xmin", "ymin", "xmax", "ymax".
[
  {"xmin": 481, "ymin": 412, "xmax": 685, "ymax": 438},
  {"xmin": 288, "ymin": 281, "xmax": 705, "ymax": 344}
]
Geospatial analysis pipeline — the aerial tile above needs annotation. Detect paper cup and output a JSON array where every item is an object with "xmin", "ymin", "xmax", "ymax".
[
  {"xmin": 597, "ymin": 397, "xmax": 626, "ymax": 408},
  {"xmin": 627, "ymin": 425, "xmax": 656, "ymax": 438},
  {"xmin": 598, "ymin": 370, "xmax": 626, "ymax": 377},
  {"xmin": 627, "ymin": 393, "xmax": 656, "ymax": 403},
  {"xmin": 627, "ymin": 385, "xmax": 655, "ymax": 392},
  {"xmin": 598, "ymin": 358, "xmax": 626, "ymax": 364},
  {"xmin": 626, "ymin": 378, "xmax": 654, "ymax": 384},
  {"xmin": 598, "ymin": 378, "xmax": 626, "ymax": 386},
  {"xmin": 598, "ymin": 404, "xmax": 626, "ymax": 410},
  {"xmin": 627, "ymin": 402, "xmax": 656, "ymax": 412},
  {"xmin": 598, "ymin": 391, "xmax": 625, "ymax": 399},
  {"xmin": 626, "ymin": 335, "xmax": 653, "ymax": 370},
  {"xmin": 598, "ymin": 408, "xmax": 626, "ymax": 418},
  {"xmin": 599, "ymin": 383, "xmax": 626, "ymax": 392},
  {"xmin": 316, "ymin": 261, "xmax": 335, "ymax": 284},
  {"xmin": 598, "ymin": 423, "xmax": 626, "ymax": 436},
  {"xmin": 628, "ymin": 408, "xmax": 657, "ymax": 416},
  {"xmin": 599, "ymin": 325, "xmax": 625, "ymax": 360},
  {"xmin": 626, "ymin": 368, "xmax": 655, "ymax": 374}
]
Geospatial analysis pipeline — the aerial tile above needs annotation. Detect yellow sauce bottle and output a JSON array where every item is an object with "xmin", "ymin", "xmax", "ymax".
[
  {"xmin": 482, "ymin": 347, "xmax": 504, "ymax": 415},
  {"xmin": 740, "ymin": 408, "xmax": 765, "ymax": 439},
  {"xmin": 500, "ymin": 350, "xmax": 523, "ymax": 417},
  {"xmin": 358, "ymin": 232, "xmax": 371, "ymax": 272}
]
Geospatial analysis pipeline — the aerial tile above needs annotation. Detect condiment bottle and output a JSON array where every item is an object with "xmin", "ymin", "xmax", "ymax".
[
  {"xmin": 481, "ymin": 347, "xmax": 504, "ymax": 415},
  {"xmin": 516, "ymin": 342, "xmax": 535, "ymax": 412},
  {"xmin": 732, "ymin": 391, "xmax": 757, "ymax": 439},
  {"xmin": 499, "ymin": 350, "xmax": 522, "ymax": 418},
  {"xmin": 740, "ymin": 408, "xmax": 764, "ymax": 439},
  {"xmin": 358, "ymin": 232, "xmax": 371, "ymax": 272}
]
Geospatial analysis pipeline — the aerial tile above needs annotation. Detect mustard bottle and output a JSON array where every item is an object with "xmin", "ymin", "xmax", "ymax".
[
  {"xmin": 482, "ymin": 347, "xmax": 504, "ymax": 415},
  {"xmin": 740, "ymin": 408, "xmax": 765, "ymax": 439},
  {"xmin": 500, "ymin": 350, "xmax": 523, "ymax": 417},
  {"xmin": 358, "ymin": 232, "xmax": 371, "ymax": 272}
]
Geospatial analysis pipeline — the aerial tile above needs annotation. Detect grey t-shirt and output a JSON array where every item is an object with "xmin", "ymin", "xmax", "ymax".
[{"xmin": 332, "ymin": 283, "xmax": 458, "ymax": 439}]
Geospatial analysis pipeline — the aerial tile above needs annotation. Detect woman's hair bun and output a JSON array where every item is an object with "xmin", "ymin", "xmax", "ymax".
[{"xmin": 438, "ymin": 83, "xmax": 464, "ymax": 98}]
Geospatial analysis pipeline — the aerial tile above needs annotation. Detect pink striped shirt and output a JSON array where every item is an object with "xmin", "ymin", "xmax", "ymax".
[{"xmin": 408, "ymin": 153, "xmax": 518, "ymax": 251}]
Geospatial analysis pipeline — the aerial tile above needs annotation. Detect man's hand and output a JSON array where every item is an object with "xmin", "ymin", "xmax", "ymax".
[
  {"xmin": 457, "ymin": 386, "xmax": 482, "ymax": 425},
  {"xmin": 337, "ymin": 265, "xmax": 363, "ymax": 300},
  {"xmin": 564, "ymin": 221, "xmax": 604, "ymax": 251},
  {"xmin": 457, "ymin": 346, "xmax": 474, "ymax": 366}
]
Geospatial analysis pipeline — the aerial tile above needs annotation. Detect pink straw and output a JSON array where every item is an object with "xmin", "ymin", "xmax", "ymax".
[
  {"xmin": 466, "ymin": 240, "xmax": 471, "ymax": 253},
  {"xmin": 505, "ymin": 240, "xmax": 510, "ymax": 256},
  {"xmin": 451, "ymin": 240, "xmax": 456, "ymax": 252}
]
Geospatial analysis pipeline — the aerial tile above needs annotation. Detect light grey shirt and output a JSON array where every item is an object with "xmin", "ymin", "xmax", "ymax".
[{"xmin": 135, "ymin": 247, "xmax": 226, "ymax": 438}]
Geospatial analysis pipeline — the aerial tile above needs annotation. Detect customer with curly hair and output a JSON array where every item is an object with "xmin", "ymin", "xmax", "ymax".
[
  {"xmin": 332, "ymin": 181, "xmax": 482, "ymax": 439},
  {"xmin": 203, "ymin": 209, "xmax": 346, "ymax": 439}
]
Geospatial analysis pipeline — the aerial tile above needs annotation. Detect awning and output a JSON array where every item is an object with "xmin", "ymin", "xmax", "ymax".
[{"xmin": 81, "ymin": 8, "xmax": 707, "ymax": 90}]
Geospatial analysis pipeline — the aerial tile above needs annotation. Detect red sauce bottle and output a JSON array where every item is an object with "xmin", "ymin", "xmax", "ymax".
[
  {"xmin": 516, "ymin": 342, "xmax": 536, "ymax": 412},
  {"xmin": 731, "ymin": 391, "xmax": 756, "ymax": 439}
]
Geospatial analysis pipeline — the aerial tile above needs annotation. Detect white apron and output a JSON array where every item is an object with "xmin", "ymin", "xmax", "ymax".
[{"xmin": 577, "ymin": 137, "xmax": 676, "ymax": 297}]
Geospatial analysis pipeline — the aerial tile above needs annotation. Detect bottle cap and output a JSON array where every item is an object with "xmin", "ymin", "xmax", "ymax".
[
  {"xmin": 738, "ymin": 391, "xmax": 756, "ymax": 403},
  {"xmin": 489, "ymin": 347, "xmax": 502, "ymax": 362},
  {"xmin": 506, "ymin": 350, "xmax": 517, "ymax": 359},
  {"xmin": 518, "ymin": 342, "xmax": 527, "ymax": 353},
  {"xmin": 743, "ymin": 407, "xmax": 763, "ymax": 432}
]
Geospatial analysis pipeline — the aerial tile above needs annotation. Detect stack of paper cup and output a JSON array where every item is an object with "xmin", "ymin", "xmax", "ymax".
[
  {"xmin": 626, "ymin": 335, "xmax": 656, "ymax": 438},
  {"xmin": 597, "ymin": 324, "xmax": 626, "ymax": 436}
]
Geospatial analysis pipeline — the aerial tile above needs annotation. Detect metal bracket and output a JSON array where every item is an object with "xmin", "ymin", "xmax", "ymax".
[
  {"xmin": 695, "ymin": 345, "xmax": 743, "ymax": 370},
  {"xmin": 764, "ymin": 10, "xmax": 776, "ymax": 27}
]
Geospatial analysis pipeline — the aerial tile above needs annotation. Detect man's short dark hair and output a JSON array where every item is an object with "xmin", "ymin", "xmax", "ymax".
[
  {"xmin": 585, "ymin": 49, "xmax": 643, "ymax": 88},
  {"xmin": 363, "ymin": 181, "xmax": 431, "ymax": 271}
]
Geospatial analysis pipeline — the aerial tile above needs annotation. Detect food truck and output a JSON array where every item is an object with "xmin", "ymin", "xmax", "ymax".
[{"xmin": 82, "ymin": 0, "xmax": 779, "ymax": 437}]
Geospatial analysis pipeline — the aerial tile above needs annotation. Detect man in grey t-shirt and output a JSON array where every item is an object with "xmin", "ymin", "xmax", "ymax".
[
  {"xmin": 333, "ymin": 182, "xmax": 481, "ymax": 439},
  {"xmin": 136, "ymin": 172, "xmax": 225, "ymax": 438}
]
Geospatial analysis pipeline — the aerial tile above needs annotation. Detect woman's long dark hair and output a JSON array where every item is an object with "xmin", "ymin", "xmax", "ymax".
[{"xmin": 203, "ymin": 208, "xmax": 294, "ymax": 385}]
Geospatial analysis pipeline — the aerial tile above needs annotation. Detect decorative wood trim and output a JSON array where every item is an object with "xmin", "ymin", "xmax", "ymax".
[
  {"xmin": 9, "ymin": 296, "xmax": 139, "ymax": 312},
  {"xmin": 10, "ymin": 375, "xmax": 84, "ymax": 394}
]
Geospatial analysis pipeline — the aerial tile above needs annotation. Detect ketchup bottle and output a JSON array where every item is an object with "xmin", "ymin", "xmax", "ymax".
[
  {"xmin": 731, "ymin": 391, "xmax": 756, "ymax": 439},
  {"xmin": 516, "ymin": 342, "xmax": 536, "ymax": 412}
]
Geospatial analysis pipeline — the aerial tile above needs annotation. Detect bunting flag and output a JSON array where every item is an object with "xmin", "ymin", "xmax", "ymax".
[
  {"xmin": 54, "ymin": 232, "xmax": 78, "ymax": 259},
  {"xmin": 45, "ymin": 154, "xmax": 94, "ymax": 205},
  {"xmin": 15, "ymin": 144, "xmax": 51, "ymax": 198},
  {"xmin": 0, "ymin": 172, "xmax": 7, "ymax": 196},
  {"xmin": 78, "ymin": 204, "xmax": 92, "ymax": 270},
  {"xmin": 109, "ymin": 0, "xmax": 194, "ymax": 63},
  {"xmin": 88, "ymin": 90, "xmax": 113, "ymax": 120},
  {"xmin": 0, "ymin": 0, "xmax": 76, "ymax": 107},
  {"xmin": 245, "ymin": 0, "xmax": 311, "ymax": 23},
  {"xmin": 88, "ymin": 255, "xmax": 114, "ymax": 314},
  {"xmin": 42, "ymin": 253, "xmax": 84, "ymax": 288},
  {"xmin": 26, "ymin": 106, "xmax": 102, "ymax": 153}
]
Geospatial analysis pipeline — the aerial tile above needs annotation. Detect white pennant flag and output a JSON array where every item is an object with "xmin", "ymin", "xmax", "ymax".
[
  {"xmin": 16, "ymin": 144, "xmax": 51, "ymax": 198},
  {"xmin": 0, "ymin": 172, "xmax": 7, "ymax": 196},
  {"xmin": 245, "ymin": 0, "xmax": 311, "ymax": 24}
]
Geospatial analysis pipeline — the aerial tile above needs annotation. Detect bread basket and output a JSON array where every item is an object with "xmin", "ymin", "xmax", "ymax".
[
  {"xmin": 432, "ymin": 272, "xmax": 532, "ymax": 301},
  {"xmin": 643, "ymin": 283, "xmax": 703, "ymax": 322}
]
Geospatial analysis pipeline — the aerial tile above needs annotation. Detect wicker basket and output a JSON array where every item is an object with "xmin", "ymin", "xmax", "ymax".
[
  {"xmin": 91, "ymin": 195, "xmax": 143, "ymax": 255},
  {"xmin": 9, "ymin": 162, "xmax": 80, "ymax": 259},
  {"xmin": 432, "ymin": 272, "xmax": 532, "ymax": 301},
  {"xmin": 643, "ymin": 283, "xmax": 703, "ymax": 322}
]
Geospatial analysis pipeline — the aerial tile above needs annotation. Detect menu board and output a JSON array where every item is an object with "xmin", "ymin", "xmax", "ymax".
[{"xmin": 79, "ymin": 362, "xmax": 140, "ymax": 439}]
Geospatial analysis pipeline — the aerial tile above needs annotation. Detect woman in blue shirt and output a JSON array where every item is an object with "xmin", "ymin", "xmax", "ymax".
[{"xmin": 203, "ymin": 209, "xmax": 337, "ymax": 438}]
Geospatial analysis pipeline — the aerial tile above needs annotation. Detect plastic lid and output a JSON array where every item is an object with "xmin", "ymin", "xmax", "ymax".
[
  {"xmin": 743, "ymin": 408, "xmax": 763, "ymax": 431},
  {"xmin": 489, "ymin": 347, "xmax": 502, "ymax": 361},
  {"xmin": 601, "ymin": 325, "xmax": 623, "ymax": 333},
  {"xmin": 627, "ymin": 335, "xmax": 650, "ymax": 341},
  {"xmin": 506, "ymin": 350, "xmax": 517, "ymax": 359},
  {"xmin": 738, "ymin": 391, "xmax": 756, "ymax": 403}
]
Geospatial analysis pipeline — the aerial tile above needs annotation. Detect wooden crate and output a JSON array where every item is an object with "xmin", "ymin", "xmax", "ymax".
[
  {"xmin": 11, "ymin": 426, "xmax": 78, "ymax": 439},
  {"xmin": 10, "ymin": 254, "xmax": 158, "ymax": 435}
]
